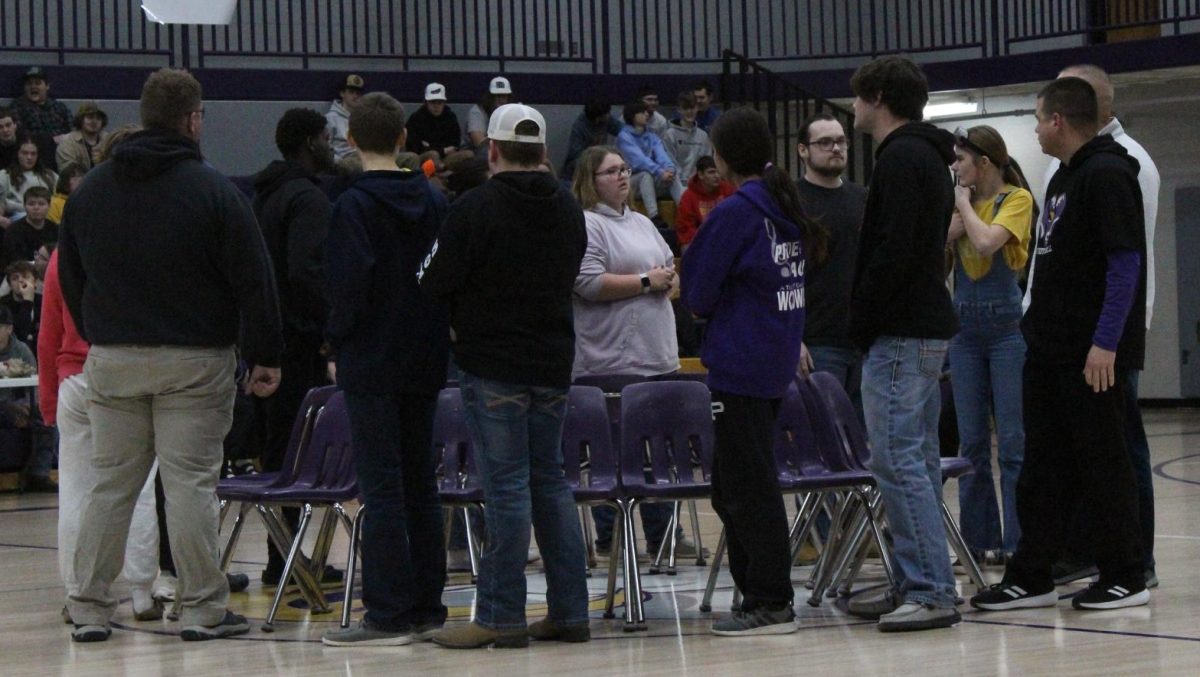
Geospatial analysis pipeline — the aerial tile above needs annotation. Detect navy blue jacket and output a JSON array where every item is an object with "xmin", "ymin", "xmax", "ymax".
[
  {"xmin": 325, "ymin": 170, "xmax": 450, "ymax": 395},
  {"xmin": 682, "ymin": 179, "xmax": 807, "ymax": 399}
]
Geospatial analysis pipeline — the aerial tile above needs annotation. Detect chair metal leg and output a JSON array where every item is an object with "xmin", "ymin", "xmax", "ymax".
[
  {"xmin": 685, "ymin": 499, "xmax": 706, "ymax": 566},
  {"xmin": 941, "ymin": 499, "xmax": 987, "ymax": 590},
  {"xmin": 308, "ymin": 508, "xmax": 339, "ymax": 579},
  {"xmin": 808, "ymin": 496, "xmax": 865, "ymax": 606},
  {"xmin": 580, "ymin": 505, "xmax": 597, "ymax": 570},
  {"xmin": 340, "ymin": 505, "xmax": 365, "ymax": 629},
  {"xmin": 218, "ymin": 499, "xmax": 230, "ymax": 530},
  {"xmin": 618, "ymin": 497, "xmax": 646, "ymax": 631},
  {"xmin": 699, "ymin": 527, "xmax": 727, "ymax": 613},
  {"xmin": 463, "ymin": 505, "xmax": 481, "ymax": 585},
  {"xmin": 806, "ymin": 491, "xmax": 854, "ymax": 600},
  {"xmin": 649, "ymin": 504, "xmax": 675, "ymax": 575},
  {"xmin": 604, "ymin": 506, "xmax": 622, "ymax": 619},
  {"xmin": 257, "ymin": 504, "xmax": 326, "ymax": 614},
  {"xmin": 265, "ymin": 504, "xmax": 315, "ymax": 631},
  {"xmin": 219, "ymin": 502, "xmax": 252, "ymax": 572}
]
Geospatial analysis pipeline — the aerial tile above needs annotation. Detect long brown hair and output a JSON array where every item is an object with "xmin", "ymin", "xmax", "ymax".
[
  {"xmin": 571, "ymin": 145, "xmax": 626, "ymax": 211},
  {"xmin": 6, "ymin": 133, "xmax": 56, "ymax": 192},
  {"xmin": 957, "ymin": 125, "xmax": 1038, "ymax": 223}
]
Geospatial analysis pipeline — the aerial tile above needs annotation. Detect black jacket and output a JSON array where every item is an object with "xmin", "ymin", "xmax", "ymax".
[
  {"xmin": 325, "ymin": 170, "xmax": 450, "ymax": 395},
  {"xmin": 1023, "ymin": 134, "xmax": 1146, "ymax": 370},
  {"xmin": 405, "ymin": 105, "xmax": 463, "ymax": 156},
  {"xmin": 420, "ymin": 171, "xmax": 587, "ymax": 388},
  {"xmin": 252, "ymin": 160, "xmax": 331, "ymax": 339},
  {"xmin": 3, "ymin": 217, "xmax": 58, "ymax": 267},
  {"xmin": 58, "ymin": 129, "xmax": 283, "ymax": 367},
  {"xmin": 850, "ymin": 122, "xmax": 958, "ymax": 350}
]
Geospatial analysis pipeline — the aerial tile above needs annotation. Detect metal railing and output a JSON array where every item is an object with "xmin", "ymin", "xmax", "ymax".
[
  {"xmin": 721, "ymin": 50, "xmax": 873, "ymax": 185},
  {"xmin": 2, "ymin": 1, "xmax": 1198, "ymax": 73}
]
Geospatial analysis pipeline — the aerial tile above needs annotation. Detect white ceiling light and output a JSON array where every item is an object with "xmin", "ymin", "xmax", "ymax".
[{"xmin": 924, "ymin": 100, "xmax": 980, "ymax": 119}]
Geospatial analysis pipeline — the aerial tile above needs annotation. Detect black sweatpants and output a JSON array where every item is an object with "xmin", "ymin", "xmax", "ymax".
[
  {"xmin": 1007, "ymin": 362, "xmax": 1144, "ymax": 588},
  {"xmin": 709, "ymin": 391, "xmax": 792, "ymax": 611}
]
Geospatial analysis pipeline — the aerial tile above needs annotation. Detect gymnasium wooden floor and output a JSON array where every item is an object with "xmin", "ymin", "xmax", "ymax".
[{"xmin": 2, "ymin": 409, "xmax": 1198, "ymax": 676}]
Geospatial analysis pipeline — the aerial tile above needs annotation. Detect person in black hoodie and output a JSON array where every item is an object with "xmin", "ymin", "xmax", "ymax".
[
  {"xmin": 972, "ymin": 77, "xmax": 1149, "ymax": 612},
  {"xmin": 405, "ymin": 82, "xmax": 463, "ymax": 159},
  {"xmin": 421, "ymin": 104, "xmax": 590, "ymax": 649},
  {"xmin": 319, "ymin": 93, "xmax": 452, "ymax": 647},
  {"xmin": 251, "ymin": 107, "xmax": 339, "ymax": 586},
  {"xmin": 843, "ymin": 56, "xmax": 961, "ymax": 633},
  {"xmin": 57, "ymin": 68, "xmax": 282, "ymax": 643}
]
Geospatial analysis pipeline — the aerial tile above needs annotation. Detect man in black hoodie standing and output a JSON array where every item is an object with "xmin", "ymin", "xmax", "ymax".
[
  {"xmin": 320, "ymin": 92, "xmax": 452, "ymax": 647},
  {"xmin": 972, "ymin": 77, "xmax": 1149, "ymax": 612},
  {"xmin": 58, "ymin": 68, "xmax": 283, "ymax": 643},
  {"xmin": 844, "ymin": 56, "xmax": 961, "ymax": 632},
  {"xmin": 421, "ymin": 104, "xmax": 590, "ymax": 649},
  {"xmin": 251, "ymin": 107, "xmax": 337, "ymax": 586}
]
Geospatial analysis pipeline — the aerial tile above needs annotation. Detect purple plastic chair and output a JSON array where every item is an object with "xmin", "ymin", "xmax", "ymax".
[
  {"xmin": 559, "ymin": 385, "xmax": 627, "ymax": 617},
  {"xmin": 432, "ymin": 387, "xmax": 486, "ymax": 584},
  {"xmin": 253, "ymin": 391, "xmax": 358, "ymax": 630},
  {"xmin": 617, "ymin": 380, "xmax": 715, "ymax": 630},
  {"xmin": 807, "ymin": 371, "xmax": 987, "ymax": 593},
  {"xmin": 218, "ymin": 385, "xmax": 338, "ymax": 573}
]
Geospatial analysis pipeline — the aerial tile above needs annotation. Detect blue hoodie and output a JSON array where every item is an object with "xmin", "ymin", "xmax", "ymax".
[
  {"xmin": 325, "ymin": 169, "xmax": 450, "ymax": 395},
  {"xmin": 681, "ymin": 179, "xmax": 805, "ymax": 399},
  {"xmin": 616, "ymin": 125, "xmax": 676, "ymax": 177}
]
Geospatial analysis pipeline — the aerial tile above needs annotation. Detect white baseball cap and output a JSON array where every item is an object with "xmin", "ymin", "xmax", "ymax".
[
  {"xmin": 489, "ymin": 76, "xmax": 512, "ymax": 95},
  {"xmin": 487, "ymin": 103, "xmax": 546, "ymax": 144},
  {"xmin": 424, "ymin": 82, "xmax": 447, "ymax": 101}
]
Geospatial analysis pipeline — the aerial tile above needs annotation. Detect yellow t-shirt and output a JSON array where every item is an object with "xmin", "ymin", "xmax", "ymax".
[{"xmin": 955, "ymin": 184, "xmax": 1033, "ymax": 281}]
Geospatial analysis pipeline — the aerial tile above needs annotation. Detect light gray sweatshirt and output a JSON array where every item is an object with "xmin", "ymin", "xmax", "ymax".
[
  {"xmin": 662, "ymin": 121, "xmax": 712, "ymax": 183},
  {"xmin": 572, "ymin": 204, "xmax": 679, "ymax": 379}
]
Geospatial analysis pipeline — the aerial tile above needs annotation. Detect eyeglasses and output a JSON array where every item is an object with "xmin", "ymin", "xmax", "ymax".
[
  {"xmin": 596, "ymin": 165, "xmax": 631, "ymax": 178},
  {"xmin": 804, "ymin": 137, "xmax": 850, "ymax": 151}
]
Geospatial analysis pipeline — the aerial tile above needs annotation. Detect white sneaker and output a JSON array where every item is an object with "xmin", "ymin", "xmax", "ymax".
[{"xmin": 131, "ymin": 584, "xmax": 162, "ymax": 621}]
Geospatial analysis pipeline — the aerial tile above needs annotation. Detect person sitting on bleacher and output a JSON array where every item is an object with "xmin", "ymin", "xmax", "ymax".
[
  {"xmin": 675, "ymin": 155, "xmax": 734, "ymax": 251},
  {"xmin": 616, "ymin": 101, "xmax": 683, "ymax": 231},
  {"xmin": 663, "ymin": 92, "xmax": 712, "ymax": 183},
  {"xmin": 561, "ymin": 99, "xmax": 622, "ymax": 181}
]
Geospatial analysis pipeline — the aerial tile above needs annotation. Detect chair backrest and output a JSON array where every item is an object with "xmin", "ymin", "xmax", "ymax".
[
  {"xmin": 278, "ymin": 385, "xmax": 338, "ymax": 483},
  {"xmin": 618, "ymin": 380, "xmax": 715, "ymax": 489},
  {"xmin": 293, "ymin": 391, "xmax": 356, "ymax": 492},
  {"xmin": 772, "ymin": 380, "xmax": 830, "ymax": 478},
  {"xmin": 560, "ymin": 385, "xmax": 617, "ymax": 488},
  {"xmin": 432, "ymin": 387, "xmax": 481, "ymax": 492},
  {"xmin": 806, "ymin": 372, "xmax": 871, "ymax": 471}
]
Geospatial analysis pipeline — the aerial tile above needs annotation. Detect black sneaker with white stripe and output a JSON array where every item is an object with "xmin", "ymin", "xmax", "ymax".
[
  {"xmin": 1071, "ymin": 582, "xmax": 1150, "ymax": 610},
  {"xmin": 970, "ymin": 581, "xmax": 1058, "ymax": 611}
]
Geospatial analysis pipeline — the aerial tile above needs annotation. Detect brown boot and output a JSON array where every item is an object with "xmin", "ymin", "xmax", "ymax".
[
  {"xmin": 528, "ymin": 617, "xmax": 590, "ymax": 643},
  {"xmin": 432, "ymin": 622, "xmax": 529, "ymax": 649}
]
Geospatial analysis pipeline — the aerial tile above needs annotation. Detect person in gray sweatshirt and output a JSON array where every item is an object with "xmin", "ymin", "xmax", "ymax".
[
  {"xmin": 663, "ymin": 91, "xmax": 712, "ymax": 183},
  {"xmin": 570, "ymin": 145, "xmax": 698, "ymax": 560}
]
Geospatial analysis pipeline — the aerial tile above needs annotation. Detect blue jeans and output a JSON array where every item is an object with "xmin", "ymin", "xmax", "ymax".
[
  {"xmin": 808, "ymin": 344, "xmax": 864, "ymax": 427},
  {"xmin": 459, "ymin": 371, "xmax": 589, "ymax": 630},
  {"xmin": 343, "ymin": 391, "xmax": 447, "ymax": 631},
  {"xmin": 862, "ymin": 336, "xmax": 957, "ymax": 608},
  {"xmin": 949, "ymin": 302, "xmax": 1025, "ymax": 556}
]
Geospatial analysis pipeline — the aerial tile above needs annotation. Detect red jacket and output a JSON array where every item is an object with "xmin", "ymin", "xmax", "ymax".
[
  {"xmin": 37, "ymin": 250, "xmax": 89, "ymax": 426},
  {"xmin": 676, "ymin": 174, "xmax": 735, "ymax": 246}
]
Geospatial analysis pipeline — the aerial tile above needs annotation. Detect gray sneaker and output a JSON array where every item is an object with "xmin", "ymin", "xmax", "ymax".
[
  {"xmin": 710, "ymin": 606, "xmax": 799, "ymax": 636},
  {"xmin": 847, "ymin": 588, "xmax": 900, "ymax": 620},
  {"xmin": 180, "ymin": 611, "xmax": 250, "ymax": 641},
  {"xmin": 877, "ymin": 602, "xmax": 961, "ymax": 632},
  {"xmin": 322, "ymin": 618, "xmax": 425, "ymax": 647}
]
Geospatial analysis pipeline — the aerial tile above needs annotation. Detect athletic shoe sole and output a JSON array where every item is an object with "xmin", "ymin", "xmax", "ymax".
[
  {"xmin": 710, "ymin": 620, "xmax": 800, "ymax": 637},
  {"xmin": 1072, "ymin": 588, "xmax": 1150, "ymax": 610},
  {"xmin": 181, "ymin": 622, "xmax": 250, "ymax": 641},
  {"xmin": 878, "ymin": 610, "xmax": 962, "ymax": 633},
  {"xmin": 971, "ymin": 590, "xmax": 1058, "ymax": 611},
  {"xmin": 322, "ymin": 633, "xmax": 416, "ymax": 647}
]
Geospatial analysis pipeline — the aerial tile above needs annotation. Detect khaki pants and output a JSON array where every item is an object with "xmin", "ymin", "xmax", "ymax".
[{"xmin": 68, "ymin": 345, "xmax": 235, "ymax": 627}]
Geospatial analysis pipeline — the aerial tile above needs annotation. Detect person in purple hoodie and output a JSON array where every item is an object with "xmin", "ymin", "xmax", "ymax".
[{"xmin": 682, "ymin": 107, "xmax": 826, "ymax": 637}]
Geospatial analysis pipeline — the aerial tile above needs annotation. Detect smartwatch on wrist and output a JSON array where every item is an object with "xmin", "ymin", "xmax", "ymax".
[{"xmin": 639, "ymin": 273, "xmax": 652, "ymax": 294}]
